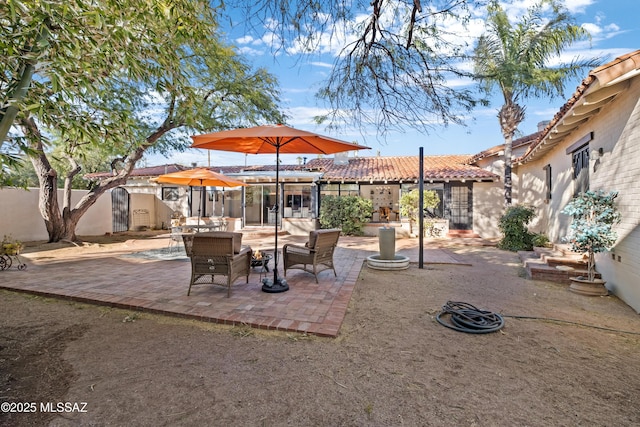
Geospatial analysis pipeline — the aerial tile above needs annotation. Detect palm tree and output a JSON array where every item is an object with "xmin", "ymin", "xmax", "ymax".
[{"xmin": 474, "ymin": 0, "xmax": 599, "ymax": 205}]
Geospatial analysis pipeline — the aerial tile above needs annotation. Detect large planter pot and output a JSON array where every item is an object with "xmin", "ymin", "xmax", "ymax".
[
  {"xmin": 569, "ymin": 277, "xmax": 608, "ymax": 296},
  {"xmin": 378, "ymin": 227, "xmax": 396, "ymax": 260}
]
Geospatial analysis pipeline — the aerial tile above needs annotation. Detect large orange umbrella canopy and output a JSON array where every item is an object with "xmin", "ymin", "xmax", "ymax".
[
  {"xmin": 153, "ymin": 168, "xmax": 247, "ymax": 187},
  {"xmin": 190, "ymin": 124, "xmax": 369, "ymax": 154}
]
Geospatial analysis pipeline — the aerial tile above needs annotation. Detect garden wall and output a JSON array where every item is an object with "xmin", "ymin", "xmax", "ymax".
[{"xmin": 0, "ymin": 188, "xmax": 112, "ymax": 242}]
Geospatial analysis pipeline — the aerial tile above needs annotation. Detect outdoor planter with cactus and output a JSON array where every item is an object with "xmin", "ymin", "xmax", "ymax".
[{"xmin": 561, "ymin": 190, "xmax": 621, "ymax": 295}]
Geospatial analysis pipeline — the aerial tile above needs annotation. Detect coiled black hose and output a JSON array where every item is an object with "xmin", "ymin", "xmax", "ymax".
[{"xmin": 436, "ymin": 301, "xmax": 505, "ymax": 334}]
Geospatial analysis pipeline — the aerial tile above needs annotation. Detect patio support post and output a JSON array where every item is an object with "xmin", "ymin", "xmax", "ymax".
[{"xmin": 419, "ymin": 147, "xmax": 424, "ymax": 269}]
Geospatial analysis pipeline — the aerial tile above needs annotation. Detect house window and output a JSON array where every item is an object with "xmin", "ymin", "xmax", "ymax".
[
  {"xmin": 572, "ymin": 145, "xmax": 589, "ymax": 195},
  {"xmin": 320, "ymin": 183, "xmax": 359, "ymax": 197},
  {"xmin": 566, "ymin": 132, "xmax": 592, "ymax": 196},
  {"xmin": 162, "ymin": 187, "xmax": 179, "ymax": 201},
  {"xmin": 283, "ymin": 184, "xmax": 313, "ymax": 218},
  {"xmin": 543, "ymin": 164, "xmax": 552, "ymax": 201}
]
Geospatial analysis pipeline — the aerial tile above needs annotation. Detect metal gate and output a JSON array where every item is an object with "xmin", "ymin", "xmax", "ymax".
[
  {"xmin": 111, "ymin": 187, "xmax": 129, "ymax": 232},
  {"xmin": 444, "ymin": 183, "xmax": 472, "ymax": 230}
]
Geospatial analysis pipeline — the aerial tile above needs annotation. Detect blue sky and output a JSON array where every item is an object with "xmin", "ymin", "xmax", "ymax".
[{"xmin": 151, "ymin": 0, "xmax": 638, "ymax": 168}]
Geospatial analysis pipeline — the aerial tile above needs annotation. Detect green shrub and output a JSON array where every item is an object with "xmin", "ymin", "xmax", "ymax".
[
  {"xmin": 319, "ymin": 195, "xmax": 373, "ymax": 236},
  {"xmin": 531, "ymin": 233, "xmax": 550, "ymax": 248},
  {"xmin": 498, "ymin": 205, "xmax": 536, "ymax": 251},
  {"xmin": 399, "ymin": 189, "xmax": 440, "ymax": 235}
]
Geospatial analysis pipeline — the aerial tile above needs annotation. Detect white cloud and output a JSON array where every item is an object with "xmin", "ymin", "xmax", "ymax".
[
  {"xmin": 309, "ymin": 61, "xmax": 333, "ymax": 69},
  {"xmin": 563, "ymin": 0, "xmax": 595, "ymax": 14},
  {"xmin": 236, "ymin": 46, "xmax": 264, "ymax": 56},
  {"xmin": 235, "ymin": 35, "xmax": 255, "ymax": 44}
]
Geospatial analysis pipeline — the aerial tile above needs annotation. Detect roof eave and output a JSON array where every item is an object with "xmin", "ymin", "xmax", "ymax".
[{"xmin": 519, "ymin": 50, "xmax": 640, "ymax": 165}]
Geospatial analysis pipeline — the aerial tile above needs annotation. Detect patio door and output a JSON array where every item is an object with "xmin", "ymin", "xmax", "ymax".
[{"xmin": 245, "ymin": 185, "xmax": 277, "ymax": 226}]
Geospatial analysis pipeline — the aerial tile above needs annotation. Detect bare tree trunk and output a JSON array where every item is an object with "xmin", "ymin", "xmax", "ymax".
[
  {"xmin": 21, "ymin": 117, "xmax": 175, "ymax": 242},
  {"xmin": 21, "ymin": 118, "xmax": 65, "ymax": 242}
]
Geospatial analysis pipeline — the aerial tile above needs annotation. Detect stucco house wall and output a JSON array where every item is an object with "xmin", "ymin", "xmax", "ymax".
[
  {"xmin": 472, "ymin": 181, "xmax": 503, "ymax": 238},
  {"xmin": 516, "ymin": 66, "xmax": 640, "ymax": 312},
  {"xmin": 587, "ymin": 76, "xmax": 640, "ymax": 310},
  {"xmin": 0, "ymin": 188, "xmax": 112, "ymax": 242},
  {"xmin": 515, "ymin": 146, "xmax": 575, "ymax": 239}
]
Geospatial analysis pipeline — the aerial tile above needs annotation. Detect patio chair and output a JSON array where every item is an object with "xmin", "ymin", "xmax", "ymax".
[
  {"xmin": 379, "ymin": 206, "xmax": 391, "ymax": 222},
  {"xmin": 168, "ymin": 226, "xmax": 190, "ymax": 253},
  {"xmin": 283, "ymin": 229, "xmax": 341, "ymax": 283},
  {"xmin": 182, "ymin": 232, "xmax": 252, "ymax": 297}
]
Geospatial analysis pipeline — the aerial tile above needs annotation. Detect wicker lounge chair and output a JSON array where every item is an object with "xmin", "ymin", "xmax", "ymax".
[
  {"xmin": 182, "ymin": 232, "xmax": 252, "ymax": 297},
  {"xmin": 283, "ymin": 229, "xmax": 341, "ymax": 283}
]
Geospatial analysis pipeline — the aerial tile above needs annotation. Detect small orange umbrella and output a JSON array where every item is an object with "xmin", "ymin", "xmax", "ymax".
[
  {"xmin": 154, "ymin": 167, "xmax": 247, "ymax": 188},
  {"xmin": 190, "ymin": 124, "xmax": 370, "ymax": 292},
  {"xmin": 153, "ymin": 168, "xmax": 246, "ymax": 226}
]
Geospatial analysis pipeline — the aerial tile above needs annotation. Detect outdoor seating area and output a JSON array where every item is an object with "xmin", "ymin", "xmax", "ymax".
[{"xmin": 4, "ymin": 232, "xmax": 465, "ymax": 337}]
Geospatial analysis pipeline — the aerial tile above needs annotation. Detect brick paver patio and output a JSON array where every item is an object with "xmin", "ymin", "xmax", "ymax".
[{"xmin": 0, "ymin": 234, "xmax": 467, "ymax": 337}]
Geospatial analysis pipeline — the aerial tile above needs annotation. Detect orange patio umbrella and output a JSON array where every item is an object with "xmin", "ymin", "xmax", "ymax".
[
  {"xmin": 190, "ymin": 124, "xmax": 370, "ymax": 293},
  {"xmin": 153, "ymin": 167, "xmax": 247, "ymax": 227}
]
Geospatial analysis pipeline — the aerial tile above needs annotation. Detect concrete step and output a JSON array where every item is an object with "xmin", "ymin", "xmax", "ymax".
[
  {"xmin": 524, "ymin": 258, "xmax": 600, "ymax": 285},
  {"xmin": 517, "ymin": 251, "xmax": 539, "ymax": 263},
  {"xmin": 553, "ymin": 243, "xmax": 582, "ymax": 257},
  {"xmin": 546, "ymin": 256, "xmax": 588, "ymax": 269}
]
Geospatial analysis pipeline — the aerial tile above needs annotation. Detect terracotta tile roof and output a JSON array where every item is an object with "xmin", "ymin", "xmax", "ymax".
[
  {"xmin": 87, "ymin": 156, "xmax": 498, "ymax": 183},
  {"xmin": 305, "ymin": 155, "xmax": 498, "ymax": 182},
  {"xmin": 213, "ymin": 164, "xmax": 308, "ymax": 174},
  {"xmin": 466, "ymin": 132, "xmax": 541, "ymax": 164},
  {"xmin": 85, "ymin": 163, "xmax": 309, "ymax": 179},
  {"xmin": 85, "ymin": 163, "xmax": 189, "ymax": 179}
]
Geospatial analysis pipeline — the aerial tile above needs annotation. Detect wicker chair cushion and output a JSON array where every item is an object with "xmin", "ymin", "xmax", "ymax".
[{"xmin": 196, "ymin": 231, "xmax": 242, "ymax": 253}]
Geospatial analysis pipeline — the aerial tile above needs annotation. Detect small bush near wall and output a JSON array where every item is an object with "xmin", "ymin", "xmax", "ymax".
[
  {"xmin": 531, "ymin": 233, "xmax": 550, "ymax": 248},
  {"xmin": 498, "ymin": 205, "xmax": 536, "ymax": 251},
  {"xmin": 320, "ymin": 195, "xmax": 373, "ymax": 235}
]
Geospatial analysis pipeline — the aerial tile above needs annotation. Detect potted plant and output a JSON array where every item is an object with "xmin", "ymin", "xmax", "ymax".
[{"xmin": 561, "ymin": 190, "xmax": 621, "ymax": 296}]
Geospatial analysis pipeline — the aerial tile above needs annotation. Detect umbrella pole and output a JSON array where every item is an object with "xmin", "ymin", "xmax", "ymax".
[
  {"xmin": 262, "ymin": 143, "xmax": 288, "ymax": 293},
  {"xmin": 197, "ymin": 180, "xmax": 203, "ymax": 230},
  {"xmin": 274, "ymin": 158, "xmax": 279, "ymax": 283}
]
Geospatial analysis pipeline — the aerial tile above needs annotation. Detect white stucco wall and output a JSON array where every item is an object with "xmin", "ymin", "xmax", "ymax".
[
  {"xmin": 517, "ymin": 76, "xmax": 640, "ymax": 312},
  {"xmin": 472, "ymin": 181, "xmax": 504, "ymax": 238},
  {"xmin": 0, "ymin": 188, "xmax": 112, "ymax": 242},
  {"xmin": 472, "ymin": 157, "xmax": 504, "ymax": 238},
  {"xmin": 588, "ymin": 78, "xmax": 640, "ymax": 312}
]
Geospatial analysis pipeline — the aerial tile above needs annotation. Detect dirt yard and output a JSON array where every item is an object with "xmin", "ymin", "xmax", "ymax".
[{"xmin": 1, "ymin": 235, "xmax": 639, "ymax": 426}]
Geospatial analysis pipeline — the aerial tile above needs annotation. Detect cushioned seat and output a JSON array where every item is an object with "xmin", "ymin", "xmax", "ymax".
[
  {"xmin": 183, "ymin": 232, "xmax": 251, "ymax": 297},
  {"xmin": 283, "ymin": 229, "xmax": 341, "ymax": 283}
]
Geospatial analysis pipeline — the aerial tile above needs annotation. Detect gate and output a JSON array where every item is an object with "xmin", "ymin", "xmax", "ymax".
[
  {"xmin": 111, "ymin": 187, "xmax": 130, "ymax": 232},
  {"xmin": 444, "ymin": 183, "xmax": 472, "ymax": 230}
]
